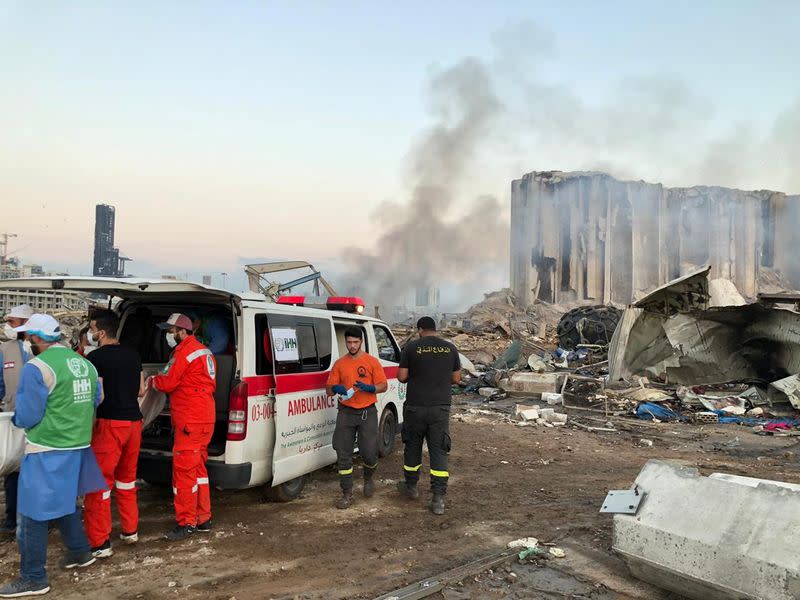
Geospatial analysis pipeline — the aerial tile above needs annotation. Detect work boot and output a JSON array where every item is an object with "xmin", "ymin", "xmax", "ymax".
[
  {"xmin": 164, "ymin": 524, "xmax": 195, "ymax": 541},
  {"xmin": 363, "ymin": 478, "xmax": 375, "ymax": 498},
  {"xmin": 430, "ymin": 494, "xmax": 445, "ymax": 516},
  {"xmin": 0, "ymin": 578, "xmax": 50, "ymax": 597},
  {"xmin": 335, "ymin": 490, "xmax": 353, "ymax": 509},
  {"xmin": 396, "ymin": 480, "xmax": 419, "ymax": 500}
]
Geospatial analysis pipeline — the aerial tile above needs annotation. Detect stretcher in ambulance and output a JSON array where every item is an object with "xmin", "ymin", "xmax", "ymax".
[{"xmin": 0, "ymin": 277, "xmax": 406, "ymax": 501}]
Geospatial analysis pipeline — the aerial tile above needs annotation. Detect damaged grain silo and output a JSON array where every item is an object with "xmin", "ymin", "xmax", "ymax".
[{"xmin": 510, "ymin": 171, "xmax": 800, "ymax": 307}]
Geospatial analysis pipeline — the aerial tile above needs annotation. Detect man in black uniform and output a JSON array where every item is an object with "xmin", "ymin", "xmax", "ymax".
[{"xmin": 397, "ymin": 316, "xmax": 460, "ymax": 515}]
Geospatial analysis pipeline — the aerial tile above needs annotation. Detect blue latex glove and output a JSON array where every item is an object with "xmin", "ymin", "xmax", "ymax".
[
  {"xmin": 331, "ymin": 384, "xmax": 347, "ymax": 395},
  {"xmin": 355, "ymin": 381, "xmax": 376, "ymax": 394}
]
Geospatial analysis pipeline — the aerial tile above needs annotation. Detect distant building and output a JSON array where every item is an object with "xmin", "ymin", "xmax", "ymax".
[
  {"xmin": 0, "ymin": 259, "xmax": 46, "ymax": 280},
  {"xmin": 202, "ymin": 275, "xmax": 212, "ymax": 286},
  {"xmin": 93, "ymin": 204, "xmax": 131, "ymax": 277},
  {"xmin": 415, "ymin": 286, "xmax": 440, "ymax": 309},
  {"xmin": 0, "ymin": 289, "xmax": 88, "ymax": 315},
  {"xmin": 161, "ymin": 275, "xmax": 181, "ymax": 281}
]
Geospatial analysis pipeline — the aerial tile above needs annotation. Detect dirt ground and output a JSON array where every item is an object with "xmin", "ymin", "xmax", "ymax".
[{"xmin": 1, "ymin": 395, "xmax": 798, "ymax": 600}]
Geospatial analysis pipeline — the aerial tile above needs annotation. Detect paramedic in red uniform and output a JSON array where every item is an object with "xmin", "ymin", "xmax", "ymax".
[
  {"xmin": 83, "ymin": 311, "xmax": 144, "ymax": 558},
  {"xmin": 151, "ymin": 313, "xmax": 216, "ymax": 541}
]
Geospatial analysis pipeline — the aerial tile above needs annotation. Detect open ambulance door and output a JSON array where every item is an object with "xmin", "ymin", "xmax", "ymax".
[{"xmin": 269, "ymin": 314, "xmax": 337, "ymax": 486}]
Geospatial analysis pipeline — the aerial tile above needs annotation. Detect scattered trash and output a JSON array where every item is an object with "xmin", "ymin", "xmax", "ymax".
[
  {"xmin": 548, "ymin": 547, "xmax": 566, "ymax": 558},
  {"xmin": 507, "ymin": 537, "xmax": 538, "ymax": 550},
  {"xmin": 638, "ymin": 438, "xmax": 653, "ymax": 447}
]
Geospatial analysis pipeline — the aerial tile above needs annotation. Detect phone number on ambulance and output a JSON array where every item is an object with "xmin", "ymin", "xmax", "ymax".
[{"xmin": 251, "ymin": 402, "xmax": 276, "ymax": 421}]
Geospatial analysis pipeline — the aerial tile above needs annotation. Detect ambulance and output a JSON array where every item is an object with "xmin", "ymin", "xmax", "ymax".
[{"xmin": 0, "ymin": 277, "xmax": 406, "ymax": 501}]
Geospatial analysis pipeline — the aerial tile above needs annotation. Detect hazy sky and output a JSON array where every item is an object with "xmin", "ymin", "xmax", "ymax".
[{"xmin": 2, "ymin": 1, "xmax": 799, "ymax": 303}]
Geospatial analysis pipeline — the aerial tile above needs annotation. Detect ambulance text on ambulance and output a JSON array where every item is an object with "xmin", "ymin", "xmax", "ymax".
[{"xmin": 287, "ymin": 393, "xmax": 336, "ymax": 417}]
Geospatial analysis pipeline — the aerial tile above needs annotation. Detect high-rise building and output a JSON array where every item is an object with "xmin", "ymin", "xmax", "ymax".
[
  {"xmin": 415, "ymin": 286, "xmax": 440, "ymax": 308},
  {"xmin": 93, "ymin": 204, "xmax": 131, "ymax": 277}
]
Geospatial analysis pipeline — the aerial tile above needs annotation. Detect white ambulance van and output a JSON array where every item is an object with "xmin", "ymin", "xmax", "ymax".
[{"xmin": 0, "ymin": 277, "xmax": 406, "ymax": 501}]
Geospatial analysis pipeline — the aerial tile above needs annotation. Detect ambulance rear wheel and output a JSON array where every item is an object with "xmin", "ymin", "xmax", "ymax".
[
  {"xmin": 264, "ymin": 474, "xmax": 307, "ymax": 502},
  {"xmin": 378, "ymin": 407, "xmax": 397, "ymax": 457}
]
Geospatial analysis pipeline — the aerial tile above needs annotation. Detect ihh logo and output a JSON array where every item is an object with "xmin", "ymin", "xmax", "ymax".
[{"xmin": 73, "ymin": 379, "xmax": 91, "ymax": 395}]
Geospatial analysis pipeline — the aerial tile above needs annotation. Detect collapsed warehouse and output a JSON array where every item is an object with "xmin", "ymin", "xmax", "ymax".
[{"xmin": 510, "ymin": 171, "xmax": 800, "ymax": 306}]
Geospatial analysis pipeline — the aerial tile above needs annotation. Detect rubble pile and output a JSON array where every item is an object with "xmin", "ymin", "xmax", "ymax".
[{"xmin": 448, "ymin": 268, "xmax": 800, "ymax": 439}]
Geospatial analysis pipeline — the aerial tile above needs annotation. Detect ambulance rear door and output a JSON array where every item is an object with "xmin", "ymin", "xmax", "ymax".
[{"xmin": 269, "ymin": 314, "xmax": 337, "ymax": 486}]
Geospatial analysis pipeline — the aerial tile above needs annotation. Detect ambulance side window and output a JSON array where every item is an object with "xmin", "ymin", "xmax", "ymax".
[
  {"xmin": 267, "ymin": 316, "xmax": 332, "ymax": 374},
  {"xmin": 374, "ymin": 325, "xmax": 400, "ymax": 363},
  {"xmin": 254, "ymin": 314, "xmax": 273, "ymax": 375},
  {"xmin": 297, "ymin": 324, "xmax": 318, "ymax": 369}
]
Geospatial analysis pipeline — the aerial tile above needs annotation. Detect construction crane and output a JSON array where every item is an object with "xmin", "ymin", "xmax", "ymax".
[
  {"xmin": 0, "ymin": 233, "xmax": 18, "ymax": 265},
  {"xmin": 244, "ymin": 261, "xmax": 337, "ymax": 301}
]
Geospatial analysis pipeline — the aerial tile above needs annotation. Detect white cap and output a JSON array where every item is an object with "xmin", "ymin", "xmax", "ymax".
[
  {"xmin": 5, "ymin": 304, "xmax": 34, "ymax": 321},
  {"xmin": 13, "ymin": 314, "xmax": 62, "ymax": 338}
]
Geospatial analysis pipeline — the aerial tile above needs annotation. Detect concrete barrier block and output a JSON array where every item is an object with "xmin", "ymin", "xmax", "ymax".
[
  {"xmin": 501, "ymin": 372, "xmax": 559, "ymax": 396},
  {"xmin": 613, "ymin": 460, "xmax": 800, "ymax": 600}
]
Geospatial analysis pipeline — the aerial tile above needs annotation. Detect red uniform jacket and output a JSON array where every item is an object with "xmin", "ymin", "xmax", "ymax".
[{"xmin": 153, "ymin": 335, "xmax": 216, "ymax": 427}]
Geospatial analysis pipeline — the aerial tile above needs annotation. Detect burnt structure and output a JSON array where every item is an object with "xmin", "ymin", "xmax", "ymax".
[
  {"xmin": 510, "ymin": 171, "xmax": 800, "ymax": 306},
  {"xmin": 93, "ymin": 204, "xmax": 130, "ymax": 277}
]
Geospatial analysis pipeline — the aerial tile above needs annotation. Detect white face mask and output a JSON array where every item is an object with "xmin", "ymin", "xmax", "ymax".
[
  {"xmin": 3, "ymin": 324, "xmax": 15, "ymax": 339},
  {"xmin": 22, "ymin": 340, "xmax": 32, "ymax": 355},
  {"xmin": 166, "ymin": 332, "xmax": 178, "ymax": 348},
  {"xmin": 83, "ymin": 346, "xmax": 96, "ymax": 355},
  {"xmin": 86, "ymin": 330, "xmax": 100, "ymax": 347}
]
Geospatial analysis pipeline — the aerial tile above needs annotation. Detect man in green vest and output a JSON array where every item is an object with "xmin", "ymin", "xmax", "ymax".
[
  {"xmin": 0, "ymin": 303, "xmax": 33, "ymax": 534},
  {"xmin": 0, "ymin": 314, "xmax": 107, "ymax": 598}
]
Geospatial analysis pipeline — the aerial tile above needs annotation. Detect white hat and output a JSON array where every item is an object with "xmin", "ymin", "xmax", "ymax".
[
  {"xmin": 5, "ymin": 304, "xmax": 34, "ymax": 320},
  {"xmin": 13, "ymin": 314, "xmax": 62, "ymax": 338}
]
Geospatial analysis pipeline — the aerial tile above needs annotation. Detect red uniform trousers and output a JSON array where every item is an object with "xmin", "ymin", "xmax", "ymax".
[
  {"xmin": 84, "ymin": 419, "xmax": 143, "ymax": 548},
  {"xmin": 172, "ymin": 422, "xmax": 214, "ymax": 527}
]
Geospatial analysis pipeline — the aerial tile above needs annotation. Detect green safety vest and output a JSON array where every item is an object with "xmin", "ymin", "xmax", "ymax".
[{"xmin": 25, "ymin": 345, "xmax": 98, "ymax": 450}]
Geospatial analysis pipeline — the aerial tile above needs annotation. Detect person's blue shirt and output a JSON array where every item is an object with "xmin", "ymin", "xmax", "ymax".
[
  {"xmin": 201, "ymin": 315, "xmax": 231, "ymax": 354},
  {"xmin": 13, "ymin": 354, "xmax": 106, "ymax": 520}
]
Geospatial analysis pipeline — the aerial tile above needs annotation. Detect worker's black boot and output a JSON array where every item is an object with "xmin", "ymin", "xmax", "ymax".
[
  {"xmin": 336, "ymin": 490, "xmax": 353, "ymax": 509},
  {"xmin": 396, "ymin": 480, "xmax": 419, "ymax": 500},
  {"xmin": 363, "ymin": 476, "xmax": 375, "ymax": 498},
  {"xmin": 430, "ymin": 494, "xmax": 445, "ymax": 515}
]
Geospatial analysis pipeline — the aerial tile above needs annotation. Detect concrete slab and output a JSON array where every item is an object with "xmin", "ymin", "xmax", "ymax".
[
  {"xmin": 613, "ymin": 460, "xmax": 800, "ymax": 600},
  {"xmin": 501, "ymin": 372, "xmax": 560, "ymax": 397}
]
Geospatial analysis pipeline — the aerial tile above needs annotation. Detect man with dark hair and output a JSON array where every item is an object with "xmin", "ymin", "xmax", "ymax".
[
  {"xmin": 397, "ymin": 316, "xmax": 461, "ymax": 515},
  {"xmin": 151, "ymin": 314, "xmax": 216, "ymax": 540},
  {"xmin": 83, "ymin": 310, "xmax": 144, "ymax": 558},
  {"xmin": 326, "ymin": 326, "xmax": 387, "ymax": 509}
]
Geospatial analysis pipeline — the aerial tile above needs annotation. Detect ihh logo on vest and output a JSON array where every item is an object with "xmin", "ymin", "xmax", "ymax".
[
  {"xmin": 67, "ymin": 358, "xmax": 89, "ymax": 378},
  {"xmin": 72, "ymin": 378, "xmax": 93, "ymax": 404}
]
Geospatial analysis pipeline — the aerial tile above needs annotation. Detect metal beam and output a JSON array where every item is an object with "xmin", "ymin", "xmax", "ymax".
[{"xmin": 371, "ymin": 549, "xmax": 515, "ymax": 600}]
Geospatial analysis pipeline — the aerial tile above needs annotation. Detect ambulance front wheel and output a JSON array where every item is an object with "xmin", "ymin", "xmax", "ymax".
[
  {"xmin": 378, "ymin": 406, "xmax": 397, "ymax": 457},
  {"xmin": 264, "ymin": 474, "xmax": 308, "ymax": 502}
]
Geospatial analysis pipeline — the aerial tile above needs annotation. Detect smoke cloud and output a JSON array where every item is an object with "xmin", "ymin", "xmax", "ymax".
[
  {"xmin": 339, "ymin": 58, "xmax": 509, "ymax": 313},
  {"xmin": 339, "ymin": 20, "xmax": 800, "ymax": 314}
]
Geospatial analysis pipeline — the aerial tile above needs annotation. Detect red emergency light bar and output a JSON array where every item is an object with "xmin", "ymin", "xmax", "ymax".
[
  {"xmin": 326, "ymin": 296, "xmax": 365, "ymax": 314},
  {"xmin": 276, "ymin": 295, "xmax": 305, "ymax": 306},
  {"xmin": 275, "ymin": 295, "xmax": 366, "ymax": 314}
]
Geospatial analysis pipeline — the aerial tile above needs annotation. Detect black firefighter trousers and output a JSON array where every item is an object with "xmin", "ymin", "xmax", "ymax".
[
  {"xmin": 402, "ymin": 404, "xmax": 451, "ymax": 495},
  {"xmin": 332, "ymin": 404, "xmax": 378, "ymax": 492}
]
